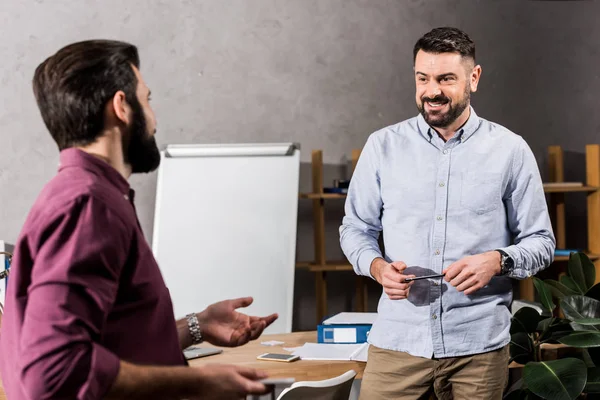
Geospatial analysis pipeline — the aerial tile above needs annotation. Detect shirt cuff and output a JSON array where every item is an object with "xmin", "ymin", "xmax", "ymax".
[
  {"xmin": 496, "ymin": 246, "xmax": 520, "ymax": 276},
  {"xmin": 79, "ymin": 343, "xmax": 120, "ymax": 400},
  {"xmin": 357, "ymin": 249, "xmax": 383, "ymax": 280}
]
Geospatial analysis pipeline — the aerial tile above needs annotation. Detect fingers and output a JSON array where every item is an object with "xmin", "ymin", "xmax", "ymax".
[
  {"xmin": 458, "ymin": 277, "xmax": 480, "ymax": 294},
  {"xmin": 382, "ymin": 272, "xmax": 414, "ymax": 289},
  {"xmin": 249, "ymin": 320, "xmax": 267, "ymax": 341},
  {"xmin": 236, "ymin": 366, "xmax": 268, "ymax": 380},
  {"xmin": 443, "ymin": 261, "xmax": 463, "ymax": 281},
  {"xmin": 229, "ymin": 297, "xmax": 254, "ymax": 309},
  {"xmin": 235, "ymin": 367, "xmax": 270, "ymax": 395},
  {"xmin": 260, "ymin": 313, "xmax": 278, "ymax": 328},
  {"xmin": 448, "ymin": 271, "xmax": 471, "ymax": 288},
  {"xmin": 385, "ymin": 288, "xmax": 411, "ymax": 300}
]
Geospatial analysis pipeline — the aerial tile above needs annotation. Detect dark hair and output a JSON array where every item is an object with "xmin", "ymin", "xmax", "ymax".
[
  {"xmin": 32, "ymin": 40, "xmax": 140, "ymax": 150},
  {"xmin": 413, "ymin": 27, "xmax": 475, "ymax": 63}
]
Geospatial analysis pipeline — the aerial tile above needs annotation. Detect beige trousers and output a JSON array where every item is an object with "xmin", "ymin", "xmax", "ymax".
[{"xmin": 359, "ymin": 344, "xmax": 509, "ymax": 400}]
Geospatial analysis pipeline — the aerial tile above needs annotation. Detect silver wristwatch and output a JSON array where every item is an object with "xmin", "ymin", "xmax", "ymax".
[{"xmin": 186, "ymin": 313, "xmax": 203, "ymax": 344}]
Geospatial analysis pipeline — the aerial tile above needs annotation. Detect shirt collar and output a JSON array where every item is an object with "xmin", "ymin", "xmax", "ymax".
[
  {"xmin": 417, "ymin": 106, "xmax": 481, "ymax": 143},
  {"xmin": 58, "ymin": 148, "xmax": 131, "ymax": 195}
]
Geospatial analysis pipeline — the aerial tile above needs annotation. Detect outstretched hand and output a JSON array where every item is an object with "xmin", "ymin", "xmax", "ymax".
[{"xmin": 197, "ymin": 297, "xmax": 278, "ymax": 347}]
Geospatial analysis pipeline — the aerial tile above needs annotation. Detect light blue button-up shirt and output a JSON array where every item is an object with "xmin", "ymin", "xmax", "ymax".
[{"xmin": 340, "ymin": 108, "xmax": 555, "ymax": 358}]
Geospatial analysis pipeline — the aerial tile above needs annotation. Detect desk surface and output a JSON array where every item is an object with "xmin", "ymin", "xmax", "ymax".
[
  {"xmin": 0, "ymin": 331, "xmax": 560, "ymax": 399},
  {"xmin": 190, "ymin": 331, "xmax": 366, "ymax": 381}
]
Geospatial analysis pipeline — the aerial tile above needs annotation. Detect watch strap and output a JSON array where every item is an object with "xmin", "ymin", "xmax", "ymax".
[{"xmin": 186, "ymin": 313, "xmax": 203, "ymax": 344}]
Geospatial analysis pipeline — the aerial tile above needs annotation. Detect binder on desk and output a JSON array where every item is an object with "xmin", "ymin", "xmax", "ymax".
[{"xmin": 317, "ymin": 312, "xmax": 376, "ymax": 344}]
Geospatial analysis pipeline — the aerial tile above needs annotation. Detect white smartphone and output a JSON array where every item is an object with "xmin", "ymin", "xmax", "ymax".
[
  {"xmin": 183, "ymin": 346, "xmax": 223, "ymax": 360},
  {"xmin": 256, "ymin": 353, "xmax": 300, "ymax": 362}
]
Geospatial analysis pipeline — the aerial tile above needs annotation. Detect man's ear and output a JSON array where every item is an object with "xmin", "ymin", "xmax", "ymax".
[
  {"xmin": 470, "ymin": 64, "xmax": 482, "ymax": 93},
  {"xmin": 109, "ymin": 90, "xmax": 131, "ymax": 125}
]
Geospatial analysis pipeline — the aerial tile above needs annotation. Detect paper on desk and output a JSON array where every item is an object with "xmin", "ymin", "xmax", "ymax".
[
  {"xmin": 289, "ymin": 342, "xmax": 369, "ymax": 362},
  {"xmin": 261, "ymin": 340, "xmax": 285, "ymax": 346}
]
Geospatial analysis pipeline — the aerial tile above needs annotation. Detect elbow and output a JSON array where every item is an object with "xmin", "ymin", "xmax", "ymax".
[{"xmin": 20, "ymin": 348, "xmax": 91, "ymax": 400}]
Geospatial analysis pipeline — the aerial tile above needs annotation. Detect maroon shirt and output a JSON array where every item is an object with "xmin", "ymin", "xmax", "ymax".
[{"xmin": 0, "ymin": 148, "xmax": 185, "ymax": 400}]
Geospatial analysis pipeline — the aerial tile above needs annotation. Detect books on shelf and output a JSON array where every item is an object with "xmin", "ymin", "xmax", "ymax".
[{"xmin": 554, "ymin": 249, "xmax": 580, "ymax": 257}]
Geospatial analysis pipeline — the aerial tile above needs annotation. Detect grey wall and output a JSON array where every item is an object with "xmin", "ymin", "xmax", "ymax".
[{"xmin": 1, "ymin": 0, "xmax": 599, "ymax": 330}]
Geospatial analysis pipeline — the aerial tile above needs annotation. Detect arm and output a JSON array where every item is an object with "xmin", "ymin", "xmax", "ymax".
[
  {"xmin": 19, "ymin": 197, "xmax": 270, "ymax": 400},
  {"xmin": 19, "ymin": 197, "xmax": 128, "ymax": 400},
  {"xmin": 177, "ymin": 297, "xmax": 278, "ymax": 350},
  {"xmin": 444, "ymin": 139, "xmax": 556, "ymax": 293},
  {"xmin": 339, "ymin": 135, "xmax": 384, "ymax": 279},
  {"xmin": 497, "ymin": 137, "xmax": 556, "ymax": 279},
  {"xmin": 105, "ymin": 360, "xmax": 269, "ymax": 400}
]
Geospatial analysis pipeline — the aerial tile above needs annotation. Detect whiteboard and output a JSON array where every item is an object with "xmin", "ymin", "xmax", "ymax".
[{"xmin": 152, "ymin": 143, "xmax": 300, "ymax": 334}]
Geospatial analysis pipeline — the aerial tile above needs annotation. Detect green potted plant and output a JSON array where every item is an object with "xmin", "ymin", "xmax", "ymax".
[{"xmin": 507, "ymin": 252, "xmax": 600, "ymax": 399}]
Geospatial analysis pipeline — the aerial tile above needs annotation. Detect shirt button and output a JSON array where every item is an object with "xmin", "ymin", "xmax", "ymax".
[
  {"xmin": 433, "ymin": 282, "xmax": 440, "ymax": 286},
  {"xmin": 435, "ymin": 250, "xmax": 440, "ymax": 255},
  {"xmin": 443, "ymin": 150, "xmax": 448, "ymax": 154},
  {"xmin": 439, "ymin": 182, "xmax": 445, "ymax": 187},
  {"xmin": 124, "ymin": 194, "xmax": 129, "ymax": 200},
  {"xmin": 432, "ymin": 314, "xmax": 437, "ymax": 320},
  {"xmin": 437, "ymin": 216, "xmax": 443, "ymax": 221}
]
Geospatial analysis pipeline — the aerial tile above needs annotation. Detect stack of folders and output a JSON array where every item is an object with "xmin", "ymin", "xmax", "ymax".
[{"xmin": 317, "ymin": 312, "xmax": 377, "ymax": 344}]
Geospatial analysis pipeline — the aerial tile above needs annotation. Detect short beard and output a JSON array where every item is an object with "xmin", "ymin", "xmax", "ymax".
[
  {"xmin": 122, "ymin": 98, "xmax": 160, "ymax": 174},
  {"xmin": 418, "ymin": 85, "xmax": 470, "ymax": 128}
]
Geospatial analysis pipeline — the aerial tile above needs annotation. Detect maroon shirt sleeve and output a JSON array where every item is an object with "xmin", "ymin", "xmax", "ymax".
[{"xmin": 18, "ymin": 195, "xmax": 131, "ymax": 400}]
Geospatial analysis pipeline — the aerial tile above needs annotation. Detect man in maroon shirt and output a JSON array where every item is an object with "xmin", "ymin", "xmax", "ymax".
[{"xmin": 0, "ymin": 40, "xmax": 278, "ymax": 400}]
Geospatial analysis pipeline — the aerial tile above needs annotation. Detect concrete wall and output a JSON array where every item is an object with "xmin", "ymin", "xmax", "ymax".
[{"xmin": 0, "ymin": 0, "xmax": 598, "ymax": 330}]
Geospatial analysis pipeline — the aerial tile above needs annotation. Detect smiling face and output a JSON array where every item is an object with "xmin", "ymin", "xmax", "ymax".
[{"xmin": 414, "ymin": 50, "xmax": 481, "ymax": 128}]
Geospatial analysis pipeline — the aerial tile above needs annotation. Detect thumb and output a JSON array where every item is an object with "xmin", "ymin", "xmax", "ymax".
[
  {"xmin": 229, "ymin": 296, "xmax": 254, "ymax": 309},
  {"xmin": 390, "ymin": 261, "xmax": 407, "ymax": 273}
]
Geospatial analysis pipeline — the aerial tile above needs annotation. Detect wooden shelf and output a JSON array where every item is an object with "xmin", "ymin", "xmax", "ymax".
[
  {"xmin": 301, "ymin": 149, "xmax": 367, "ymax": 323},
  {"xmin": 543, "ymin": 184, "xmax": 600, "ymax": 193},
  {"xmin": 299, "ymin": 193, "xmax": 347, "ymax": 199},
  {"xmin": 296, "ymin": 261, "xmax": 354, "ymax": 272},
  {"xmin": 554, "ymin": 253, "xmax": 600, "ymax": 262},
  {"xmin": 519, "ymin": 144, "xmax": 600, "ymax": 303}
]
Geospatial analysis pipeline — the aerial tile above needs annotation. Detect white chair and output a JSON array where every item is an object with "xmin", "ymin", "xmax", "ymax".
[{"xmin": 275, "ymin": 370, "xmax": 357, "ymax": 400}]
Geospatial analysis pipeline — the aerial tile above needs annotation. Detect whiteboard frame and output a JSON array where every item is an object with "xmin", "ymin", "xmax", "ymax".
[{"xmin": 151, "ymin": 143, "xmax": 300, "ymax": 334}]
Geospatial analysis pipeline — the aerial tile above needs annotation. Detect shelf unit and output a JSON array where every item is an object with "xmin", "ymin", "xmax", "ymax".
[
  {"xmin": 297, "ymin": 149, "xmax": 365, "ymax": 324},
  {"xmin": 519, "ymin": 144, "xmax": 600, "ymax": 301},
  {"xmin": 298, "ymin": 145, "xmax": 600, "ymax": 319}
]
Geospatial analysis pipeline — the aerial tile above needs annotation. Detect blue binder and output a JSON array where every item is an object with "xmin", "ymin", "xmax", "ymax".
[{"xmin": 317, "ymin": 323, "xmax": 371, "ymax": 344}]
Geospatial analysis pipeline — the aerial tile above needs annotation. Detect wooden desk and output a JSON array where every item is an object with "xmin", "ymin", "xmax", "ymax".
[
  {"xmin": 190, "ymin": 331, "xmax": 366, "ymax": 381},
  {"xmin": 190, "ymin": 331, "xmax": 571, "ymax": 380},
  {"xmin": 0, "ymin": 332, "xmax": 564, "ymax": 399}
]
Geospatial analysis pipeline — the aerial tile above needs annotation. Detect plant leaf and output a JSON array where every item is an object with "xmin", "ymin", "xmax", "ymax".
[
  {"xmin": 569, "ymin": 252, "xmax": 596, "ymax": 292},
  {"xmin": 544, "ymin": 279, "xmax": 579, "ymax": 299},
  {"xmin": 510, "ymin": 332, "xmax": 534, "ymax": 364},
  {"xmin": 523, "ymin": 358, "xmax": 586, "ymax": 400},
  {"xmin": 586, "ymin": 367, "xmax": 600, "ymax": 393},
  {"xmin": 561, "ymin": 296, "xmax": 600, "ymax": 331},
  {"xmin": 503, "ymin": 388, "xmax": 527, "ymax": 400},
  {"xmin": 573, "ymin": 318, "xmax": 600, "ymax": 326},
  {"xmin": 533, "ymin": 277, "xmax": 555, "ymax": 313},
  {"xmin": 512, "ymin": 307, "xmax": 542, "ymax": 334},
  {"xmin": 559, "ymin": 331, "xmax": 600, "ymax": 347},
  {"xmin": 560, "ymin": 275, "xmax": 585, "ymax": 295}
]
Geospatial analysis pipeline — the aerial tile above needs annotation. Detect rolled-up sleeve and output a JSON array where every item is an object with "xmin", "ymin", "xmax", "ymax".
[
  {"xmin": 498, "ymin": 137, "xmax": 556, "ymax": 278},
  {"xmin": 19, "ymin": 195, "xmax": 129, "ymax": 400}
]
